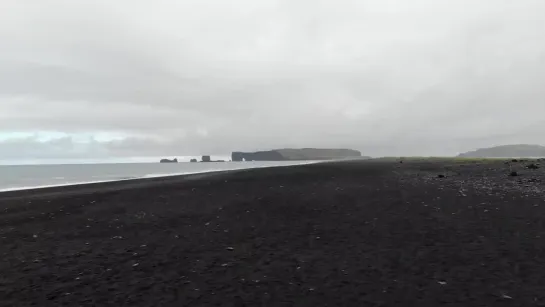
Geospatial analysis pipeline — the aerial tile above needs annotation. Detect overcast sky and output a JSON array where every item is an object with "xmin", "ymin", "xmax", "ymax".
[{"xmin": 1, "ymin": 0, "xmax": 545, "ymax": 162}]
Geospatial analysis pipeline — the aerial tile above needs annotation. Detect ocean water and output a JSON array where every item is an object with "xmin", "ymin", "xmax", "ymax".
[{"xmin": 0, "ymin": 161, "xmax": 317, "ymax": 192}]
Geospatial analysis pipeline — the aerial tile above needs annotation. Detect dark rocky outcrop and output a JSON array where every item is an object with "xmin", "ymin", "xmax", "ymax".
[
  {"xmin": 160, "ymin": 158, "xmax": 178, "ymax": 163},
  {"xmin": 527, "ymin": 163, "xmax": 540, "ymax": 170},
  {"xmin": 195, "ymin": 156, "xmax": 224, "ymax": 163},
  {"xmin": 232, "ymin": 148, "xmax": 363, "ymax": 161},
  {"xmin": 457, "ymin": 144, "xmax": 545, "ymax": 158}
]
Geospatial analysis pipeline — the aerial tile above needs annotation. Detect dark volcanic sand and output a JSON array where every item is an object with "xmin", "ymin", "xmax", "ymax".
[{"xmin": 1, "ymin": 160, "xmax": 545, "ymax": 306}]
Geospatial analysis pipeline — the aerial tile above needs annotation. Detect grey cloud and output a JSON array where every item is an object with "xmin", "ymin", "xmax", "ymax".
[{"xmin": 1, "ymin": 0, "xmax": 545, "ymax": 161}]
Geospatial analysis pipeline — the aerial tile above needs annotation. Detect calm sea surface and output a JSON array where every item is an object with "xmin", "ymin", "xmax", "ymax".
[{"xmin": 0, "ymin": 161, "xmax": 317, "ymax": 192}]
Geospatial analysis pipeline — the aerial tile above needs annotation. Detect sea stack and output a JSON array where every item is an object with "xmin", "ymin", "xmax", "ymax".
[{"xmin": 160, "ymin": 158, "xmax": 178, "ymax": 163}]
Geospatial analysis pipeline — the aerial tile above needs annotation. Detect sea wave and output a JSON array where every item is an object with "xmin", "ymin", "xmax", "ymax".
[
  {"xmin": 0, "ymin": 178, "xmax": 137, "ymax": 192},
  {"xmin": 0, "ymin": 160, "xmax": 323, "ymax": 193}
]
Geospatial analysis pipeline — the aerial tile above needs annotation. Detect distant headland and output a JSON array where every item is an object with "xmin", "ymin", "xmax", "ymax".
[
  {"xmin": 232, "ymin": 148, "xmax": 364, "ymax": 161},
  {"xmin": 159, "ymin": 149, "xmax": 364, "ymax": 163},
  {"xmin": 457, "ymin": 144, "xmax": 545, "ymax": 158}
]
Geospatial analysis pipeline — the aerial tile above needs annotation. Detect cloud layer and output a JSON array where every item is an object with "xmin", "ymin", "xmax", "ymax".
[{"xmin": 1, "ymin": 0, "xmax": 545, "ymax": 161}]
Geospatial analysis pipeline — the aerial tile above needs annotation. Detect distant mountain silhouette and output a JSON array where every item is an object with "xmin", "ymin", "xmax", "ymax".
[
  {"xmin": 232, "ymin": 148, "xmax": 364, "ymax": 161},
  {"xmin": 457, "ymin": 144, "xmax": 545, "ymax": 158}
]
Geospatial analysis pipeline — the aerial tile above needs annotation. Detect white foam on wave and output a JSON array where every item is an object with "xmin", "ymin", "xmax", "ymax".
[
  {"xmin": 0, "ymin": 161, "xmax": 323, "ymax": 193},
  {"xmin": 0, "ymin": 178, "xmax": 137, "ymax": 192}
]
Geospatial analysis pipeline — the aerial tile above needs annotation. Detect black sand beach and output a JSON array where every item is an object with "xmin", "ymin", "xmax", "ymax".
[{"xmin": 1, "ymin": 159, "xmax": 545, "ymax": 306}]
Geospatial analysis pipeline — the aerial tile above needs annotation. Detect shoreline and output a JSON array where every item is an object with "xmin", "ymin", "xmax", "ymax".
[
  {"xmin": 0, "ymin": 160, "xmax": 323, "ymax": 197},
  {"xmin": 0, "ymin": 161, "xmax": 325, "ymax": 201}
]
